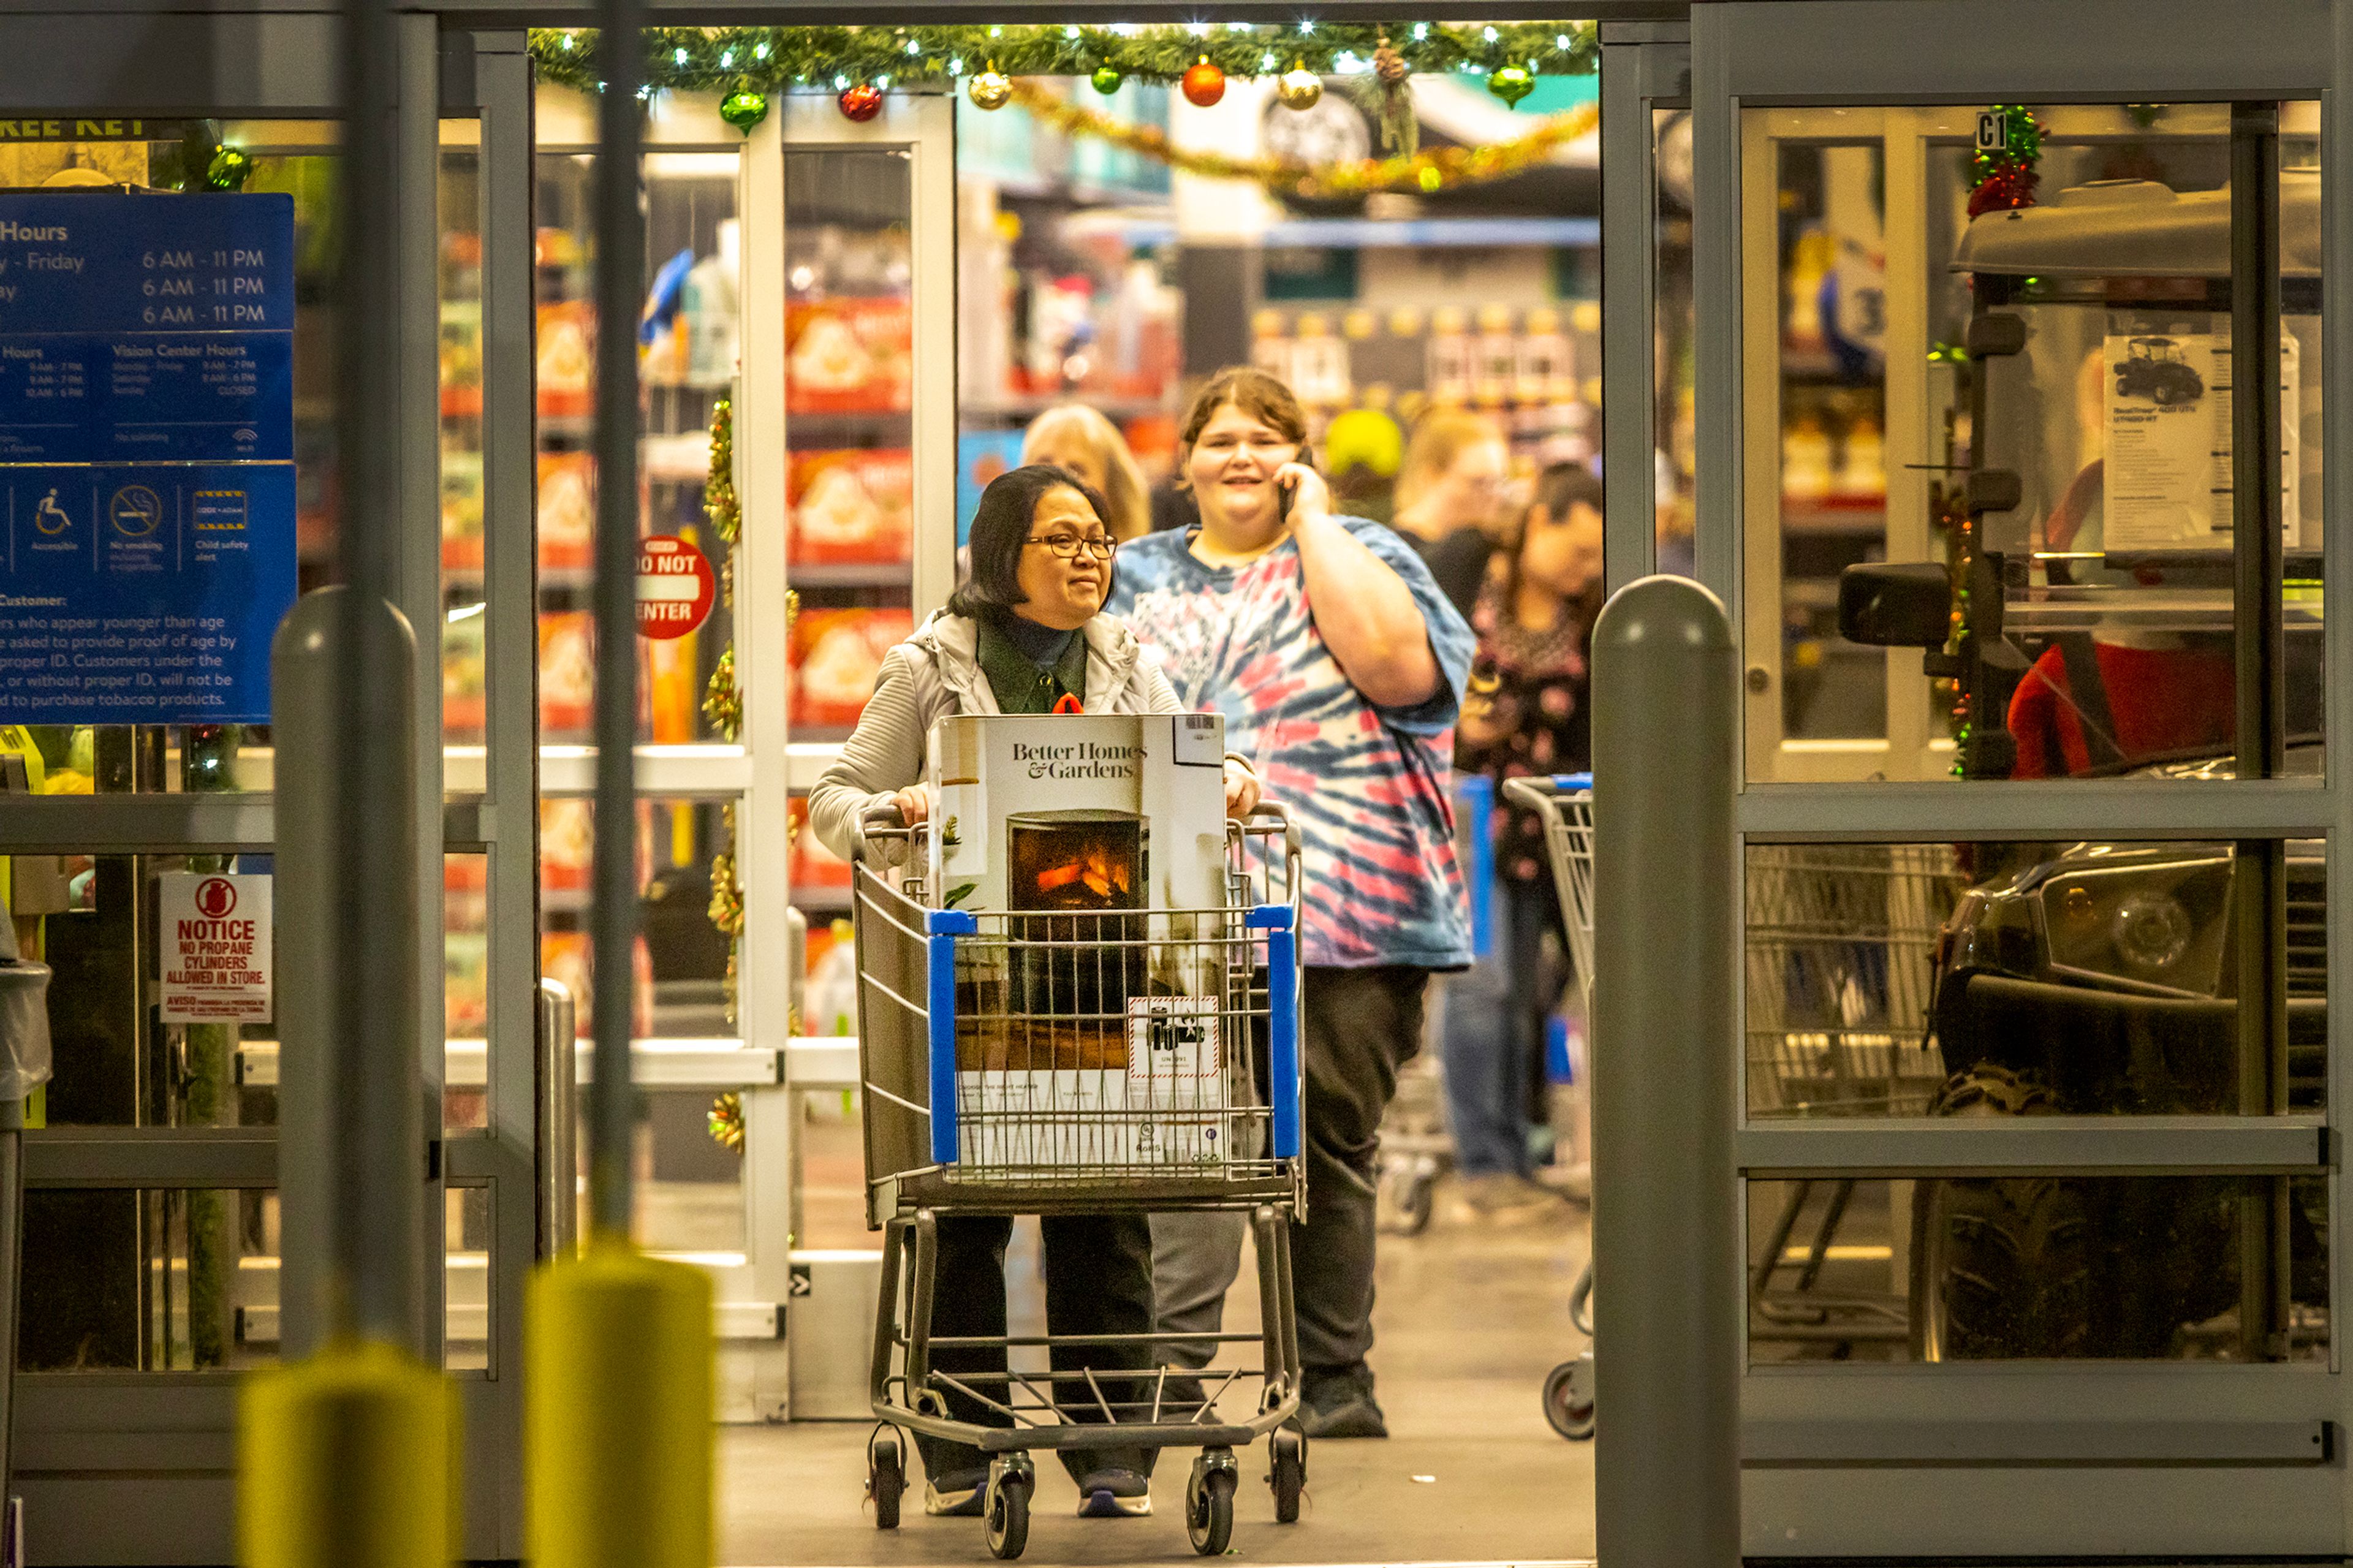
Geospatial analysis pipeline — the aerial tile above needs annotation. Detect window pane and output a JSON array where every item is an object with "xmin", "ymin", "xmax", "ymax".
[
  {"xmin": 539, "ymin": 796, "xmax": 735, "ymax": 1042},
  {"xmin": 1743, "ymin": 104, "xmax": 2321, "ymax": 783},
  {"xmin": 1748, "ymin": 1176, "xmax": 2327, "ymax": 1363},
  {"xmin": 23, "ymin": 1187, "xmax": 276, "ymax": 1371},
  {"xmin": 1745, "ymin": 839, "xmax": 2324, "ymax": 1118}
]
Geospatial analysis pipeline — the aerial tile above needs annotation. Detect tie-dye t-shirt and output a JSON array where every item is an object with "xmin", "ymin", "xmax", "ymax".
[{"xmin": 1107, "ymin": 518, "xmax": 1476, "ymax": 969}]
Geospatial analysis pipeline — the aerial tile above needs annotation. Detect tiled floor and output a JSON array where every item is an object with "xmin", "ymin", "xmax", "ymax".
[{"xmin": 717, "ymin": 1195, "xmax": 1596, "ymax": 1566}]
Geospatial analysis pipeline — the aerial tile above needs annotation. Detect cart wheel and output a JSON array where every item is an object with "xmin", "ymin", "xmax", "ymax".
[
  {"xmin": 867, "ymin": 1428, "xmax": 905, "ymax": 1530},
  {"xmin": 1544, "ymin": 1357, "xmax": 1596, "ymax": 1441},
  {"xmin": 1189, "ymin": 1452, "xmax": 1237, "ymax": 1556},
  {"xmin": 986, "ymin": 1462, "xmax": 1031, "ymax": 1561},
  {"xmin": 1268, "ymin": 1426, "xmax": 1306, "ymax": 1523}
]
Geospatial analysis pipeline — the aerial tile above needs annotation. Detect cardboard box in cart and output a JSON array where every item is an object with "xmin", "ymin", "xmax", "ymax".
[{"xmin": 926, "ymin": 713, "xmax": 1238, "ymax": 1173}]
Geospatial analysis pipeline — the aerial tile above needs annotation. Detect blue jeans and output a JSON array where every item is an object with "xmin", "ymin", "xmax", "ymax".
[{"xmin": 1441, "ymin": 876, "xmax": 1564, "ymax": 1178}]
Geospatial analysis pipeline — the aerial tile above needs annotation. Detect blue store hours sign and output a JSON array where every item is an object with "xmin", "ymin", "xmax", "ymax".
[{"xmin": 0, "ymin": 192, "xmax": 295, "ymax": 725}]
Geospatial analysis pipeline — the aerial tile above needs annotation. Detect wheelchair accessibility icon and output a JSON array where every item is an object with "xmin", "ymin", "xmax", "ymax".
[
  {"xmin": 32, "ymin": 488, "xmax": 71, "ymax": 536},
  {"xmin": 108, "ymin": 485, "xmax": 162, "ymax": 538}
]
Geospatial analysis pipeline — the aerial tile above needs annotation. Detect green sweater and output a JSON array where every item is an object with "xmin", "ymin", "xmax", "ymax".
[{"xmin": 975, "ymin": 613, "xmax": 1088, "ymax": 714}]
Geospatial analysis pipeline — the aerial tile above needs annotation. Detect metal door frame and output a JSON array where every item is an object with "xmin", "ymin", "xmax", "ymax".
[
  {"xmin": 1599, "ymin": 20, "xmax": 1690, "ymax": 596},
  {"xmin": 0, "ymin": 15, "xmax": 540, "ymax": 1560},
  {"xmin": 1693, "ymin": 0, "xmax": 2352, "ymax": 1556}
]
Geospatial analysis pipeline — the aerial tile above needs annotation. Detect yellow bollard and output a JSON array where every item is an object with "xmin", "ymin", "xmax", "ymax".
[
  {"xmin": 527, "ymin": 1239, "xmax": 714, "ymax": 1568},
  {"xmin": 238, "ymin": 1338, "xmax": 457, "ymax": 1568}
]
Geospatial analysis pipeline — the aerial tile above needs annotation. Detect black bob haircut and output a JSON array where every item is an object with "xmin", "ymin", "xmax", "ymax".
[{"xmin": 947, "ymin": 463, "xmax": 1116, "ymax": 623}]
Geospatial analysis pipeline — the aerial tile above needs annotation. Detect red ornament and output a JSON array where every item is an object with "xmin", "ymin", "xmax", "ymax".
[
  {"xmin": 1966, "ymin": 164, "xmax": 2038, "ymax": 218},
  {"xmin": 1180, "ymin": 56, "xmax": 1226, "ymax": 108},
  {"xmin": 838, "ymin": 82, "xmax": 884, "ymax": 123}
]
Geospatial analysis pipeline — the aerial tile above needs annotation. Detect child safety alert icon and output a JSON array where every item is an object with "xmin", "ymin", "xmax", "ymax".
[{"xmin": 635, "ymin": 533, "xmax": 714, "ymax": 640}]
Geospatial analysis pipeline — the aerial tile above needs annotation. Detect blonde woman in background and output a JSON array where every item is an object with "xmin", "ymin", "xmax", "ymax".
[
  {"xmin": 1389, "ymin": 408, "xmax": 1513, "ymax": 619},
  {"xmin": 1023, "ymin": 403, "xmax": 1153, "ymax": 543}
]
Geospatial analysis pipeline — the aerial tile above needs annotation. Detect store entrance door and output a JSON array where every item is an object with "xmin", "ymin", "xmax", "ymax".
[
  {"xmin": 1696, "ymin": 1, "xmax": 2351, "ymax": 1557},
  {"xmin": 0, "ymin": 20, "xmax": 547, "ymax": 1563}
]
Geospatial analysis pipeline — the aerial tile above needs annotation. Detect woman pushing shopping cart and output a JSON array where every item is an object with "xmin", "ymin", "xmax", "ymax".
[{"xmin": 811, "ymin": 463, "xmax": 1306, "ymax": 1559}]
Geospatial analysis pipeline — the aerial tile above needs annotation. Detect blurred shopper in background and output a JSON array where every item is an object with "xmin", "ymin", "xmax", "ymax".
[
  {"xmin": 1022, "ymin": 403, "xmax": 1154, "ymax": 543},
  {"xmin": 1108, "ymin": 366, "xmax": 1474, "ymax": 1441},
  {"xmin": 1445, "ymin": 463, "xmax": 1606, "ymax": 1222},
  {"xmin": 1389, "ymin": 407, "xmax": 1514, "ymax": 621}
]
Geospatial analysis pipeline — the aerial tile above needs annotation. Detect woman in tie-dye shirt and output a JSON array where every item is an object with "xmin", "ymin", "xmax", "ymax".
[{"xmin": 1106, "ymin": 367, "xmax": 1474, "ymax": 1440}]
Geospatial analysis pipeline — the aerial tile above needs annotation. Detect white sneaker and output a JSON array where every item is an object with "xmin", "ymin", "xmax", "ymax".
[{"xmin": 925, "ymin": 1476, "xmax": 985, "ymax": 1517}]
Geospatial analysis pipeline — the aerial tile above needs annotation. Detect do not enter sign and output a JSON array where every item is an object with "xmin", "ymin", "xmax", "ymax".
[{"xmin": 636, "ymin": 534, "xmax": 716, "ymax": 639}]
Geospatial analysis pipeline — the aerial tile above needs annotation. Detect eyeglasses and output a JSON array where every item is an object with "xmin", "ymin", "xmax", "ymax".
[{"xmin": 1026, "ymin": 533, "xmax": 1117, "ymax": 561}]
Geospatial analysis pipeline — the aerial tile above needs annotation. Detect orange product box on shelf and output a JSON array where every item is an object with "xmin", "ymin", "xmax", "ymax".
[
  {"xmin": 537, "ymin": 300, "xmax": 594, "ymax": 420},
  {"xmin": 542, "ymin": 798, "xmax": 593, "ymax": 893},
  {"xmin": 788, "ymin": 448, "xmax": 913, "ymax": 567},
  {"xmin": 790, "ymin": 606, "xmax": 911, "ymax": 730},
  {"xmin": 787, "ymin": 797, "xmax": 852, "ymax": 890},
  {"xmin": 538, "ymin": 611, "xmax": 595, "ymax": 737},
  {"xmin": 786, "ymin": 297, "xmax": 912, "ymax": 414},
  {"xmin": 541, "ymin": 930, "xmax": 653, "ymax": 1039},
  {"xmin": 537, "ymin": 451, "xmax": 595, "ymax": 573}
]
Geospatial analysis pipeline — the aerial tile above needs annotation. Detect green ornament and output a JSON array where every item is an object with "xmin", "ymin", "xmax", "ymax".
[
  {"xmin": 1487, "ymin": 64, "xmax": 1535, "ymax": 108},
  {"xmin": 1090, "ymin": 64, "xmax": 1124, "ymax": 96},
  {"xmin": 204, "ymin": 145, "xmax": 254, "ymax": 191},
  {"xmin": 719, "ymin": 88, "xmax": 770, "ymax": 134}
]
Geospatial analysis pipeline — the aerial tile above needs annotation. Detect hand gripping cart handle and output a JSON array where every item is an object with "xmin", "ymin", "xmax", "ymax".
[{"xmin": 850, "ymin": 798, "xmax": 1309, "ymax": 1558}]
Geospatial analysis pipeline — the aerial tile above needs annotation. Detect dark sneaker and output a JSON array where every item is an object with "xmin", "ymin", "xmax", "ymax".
[
  {"xmin": 1299, "ymin": 1365, "xmax": 1387, "ymax": 1439},
  {"xmin": 923, "ymin": 1469, "xmax": 987, "ymax": 1517},
  {"xmin": 1074, "ymin": 1466, "xmax": 1153, "ymax": 1518}
]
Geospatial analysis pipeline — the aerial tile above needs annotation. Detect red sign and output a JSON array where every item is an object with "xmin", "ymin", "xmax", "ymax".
[{"xmin": 635, "ymin": 534, "xmax": 716, "ymax": 639}]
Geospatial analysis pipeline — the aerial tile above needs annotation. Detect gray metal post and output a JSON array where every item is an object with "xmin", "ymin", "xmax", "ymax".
[
  {"xmin": 1590, "ymin": 574, "xmax": 1740, "ymax": 1566},
  {"xmin": 538, "ymin": 978, "xmax": 580, "ymax": 1259},
  {"xmin": 588, "ymin": 0, "xmax": 645, "ymax": 1242},
  {"xmin": 273, "ymin": 590, "xmax": 423, "ymax": 1354}
]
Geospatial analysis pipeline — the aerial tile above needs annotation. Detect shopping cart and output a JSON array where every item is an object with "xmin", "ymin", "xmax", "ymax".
[
  {"xmin": 1373, "ymin": 775, "xmax": 1497, "ymax": 1237},
  {"xmin": 1509, "ymin": 777, "xmax": 1971, "ymax": 1434},
  {"xmin": 1502, "ymin": 774, "xmax": 1597, "ymax": 1441},
  {"xmin": 852, "ymin": 801, "xmax": 1308, "ymax": 1561},
  {"xmin": 1740, "ymin": 843, "xmax": 1965, "ymax": 1350}
]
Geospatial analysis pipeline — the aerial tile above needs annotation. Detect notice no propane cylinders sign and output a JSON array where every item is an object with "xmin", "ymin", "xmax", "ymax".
[
  {"xmin": 635, "ymin": 534, "xmax": 714, "ymax": 639},
  {"xmin": 159, "ymin": 871, "xmax": 271, "ymax": 1023}
]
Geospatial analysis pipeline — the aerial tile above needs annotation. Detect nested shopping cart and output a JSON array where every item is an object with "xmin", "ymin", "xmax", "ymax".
[
  {"xmin": 1509, "ymin": 776, "xmax": 1971, "ymax": 1434},
  {"xmin": 852, "ymin": 804, "xmax": 1308, "ymax": 1561},
  {"xmin": 1502, "ymin": 774, "xmax": 1599, "ymax": 1441}
]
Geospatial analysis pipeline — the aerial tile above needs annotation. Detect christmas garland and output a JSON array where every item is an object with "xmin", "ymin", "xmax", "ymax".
[
  {"xmin": 1005, "ymin": 76, "xmax": 1595, "ymax": 199},
  {"xmin": 528, "ymin": 22, "xmax": 1596, "ymax": 100},
  {"xmin": 1969, "ymin": 104, "xmax": 2043, "ymax": 218}
]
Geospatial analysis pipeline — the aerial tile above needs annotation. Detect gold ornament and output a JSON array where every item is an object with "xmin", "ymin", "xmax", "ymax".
[
  {"xmin": 968, "ymin": 64, "xmax": 1013, "ymax": 111},
  {"xmin": 1278, "ymin": 59, "xmax": 1322, "ymax": 111}
]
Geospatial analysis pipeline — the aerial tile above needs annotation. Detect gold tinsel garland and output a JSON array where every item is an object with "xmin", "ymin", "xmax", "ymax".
[{"xmin": 1002, "ymin": 77, "xmax": 1597, "ymax": 199}]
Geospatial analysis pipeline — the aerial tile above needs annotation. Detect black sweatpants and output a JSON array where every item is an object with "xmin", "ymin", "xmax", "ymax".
[
  {"xmin": 1152, "ymin": 964, "xmax": 1430, "ymax": 1375},
  {"xmin": 914, "ymin": 1211, "xmax": 1159, "ymax": 1486}
]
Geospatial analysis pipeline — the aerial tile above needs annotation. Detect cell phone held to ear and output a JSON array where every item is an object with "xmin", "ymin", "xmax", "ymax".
[{"xmin": 1277, "ymin": 460, "xmax": 1317, "ymax": 523}]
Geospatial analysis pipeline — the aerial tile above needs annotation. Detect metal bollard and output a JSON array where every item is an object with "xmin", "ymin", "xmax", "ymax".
[
  {"xmin": 243, "ymin": 588, "xmax": 450, "ymax": 1568},
  {"xmin": 537, "ymin": 978, "xmax": 580, "ymax": 1260},
  {"xmin": 1590, "ymin": 575, "xmax": 1740, "ymax": 1566}
]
